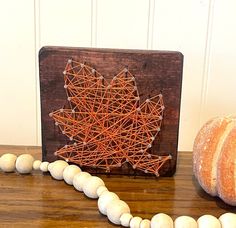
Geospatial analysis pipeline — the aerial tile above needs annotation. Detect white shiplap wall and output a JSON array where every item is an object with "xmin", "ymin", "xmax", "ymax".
[
  {"xmin": 0, "ymin": 0, "xmax": 236, "ymax": 151},
  {"xmin": 0, "ymin": 0, "xmax": 37, "ymax": 145}
]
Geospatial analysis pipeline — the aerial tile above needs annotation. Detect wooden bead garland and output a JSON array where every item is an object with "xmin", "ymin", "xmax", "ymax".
[
  {"xmin": 0, "ymin": 153, "xmax": 235, "ymax": 228},
  {"xmin": 197, "ymin": 215, "xmax": 221, "ymax": 228},
  {"xmin": 106, "ymin": 199, "xmax": 130, "ymax": 225},
  {"xmin": 98, "ymin": 191, "xmax": 120, "ymax": 215},
  {"xmin": 174, "ymin": 215, "xmax": 197, "ymax": 228},
  {"xmin": 49, "ymin": 160, "xmax": 68, "ymax": 180},
  {"xmin": 130, "ymin": 216, "xmax": 142, "ymax": 228},
  {"xmin": 40, "ymin": 161, "xmax": 49, "ymax": 172},
  {"xmin": 0, "ymin": 153, "xmax": 17, "ymax": 172},
  {"xmin": 120, "ymin": 213, "xmax": 133, "ymax": 227},
  {"xmin": 151, "ymin": 213, "xmax": 174, "ymax": 228},
  {"xmin": 83, "ymin": 176, "xmax": 105, "ymax": 199},
  {"xmin": 219, "ymin": 213, "xmax": 236, "ymax": 228},
  {"xmin": 72, "ymin": 171, "xmax": 91, "ymax": 191},
  {"xmin": 15, "ymin": 154, "xmax": 34, "ymax": 174},
  {"xmin": 140, "ymin": 219, "xmax": 151, "ymax": 228},
  {"xmin": 48, "ymin": 162, "xmax": 55, "ymax": 172},
  {"xmin": 63, "ymin": 164, "xmax": 81, "ymax": 185},
  {"xmin": 97, "ymin": 185, "xmax": 108, "ymax": 197},
  {"xmin": 33, "ymin": 160, "xmax": 42, "ymax": 170}
]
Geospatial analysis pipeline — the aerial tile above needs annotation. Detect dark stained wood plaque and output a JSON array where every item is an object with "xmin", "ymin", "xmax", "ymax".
[{"xmin": 39, "ymin": 46, "xmax": 183, "ymax": 176}]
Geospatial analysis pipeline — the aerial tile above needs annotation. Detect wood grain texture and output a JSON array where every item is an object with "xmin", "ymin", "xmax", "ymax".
[
  {"xmin": 39, "ymin": 46, "xmax": 183, "ymax": 176},
  {"xmin": 0, "ymin": 146, "xmax": 235, "ymax": 227}
]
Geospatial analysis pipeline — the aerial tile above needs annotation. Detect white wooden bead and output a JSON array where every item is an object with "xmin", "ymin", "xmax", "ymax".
[
  {"xmin": 120, "ymin": 213, "xmax": 133, "ymax": 227},
  {"xmin": 49, "ymin": 160, "xmax": 68, "ymax": 180},
  {"xmin": 73, "ymin": 172, "xmax": 91, "ymax": 191},
  {"xmin": 0, "ymin": 153, "xmax": 17, "ymax": 172},
  {"xmin": 40, "ymin": 161, "xmax": 49, "ymax": 172},
  {"xmin": 83, "ymin": 176, "xmax": 105, "ymax": 199},
  {"xmin": 63, "ymin": 164, "xmax": 81, "ymax": 185},
  {"xmin": 48, "ymin": 162, "xmax": 55, "ymax": 172},
  {"xmin": 98, "ymin": 191, "xmax": 119, "ymax": 215},
  {"xmin": 151, "ymin": 213, "xmax": 173, "ymax": 228},
  {"xmin": 219, "ymin": 213, "xmax": 236, "ymax": 228},
  {"xmin": 106, "ymin": 199, "xmax": 130, "ymax": 225},
  {"xmin": 97, "ymin": 185, "xmax": 108, "ymax": 197},
  {"xmin": 174, "ymin": 216, "xmax": 197, "ymax": 228},
  {"xmin": 15, "ymin": 154, "xmax": 34, "ymax": 174},
  {"xmin": 130, "ymin": 216, "xmax": 142, "ymax": 228},
  {"xmin": 140, "ymin": 219, "xmax": 151, "ymax": 228},
  {"xmin": 33, "ymin": 160, "xmax": 42, "ymax": 170},
  {"xmin": 197, "ymin": 215, "xmax": 221, "ymax": 228}
]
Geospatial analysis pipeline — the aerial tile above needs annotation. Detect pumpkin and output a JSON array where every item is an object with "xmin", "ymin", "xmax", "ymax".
[{"xmin": 193, "ymin": 116, "xmax": 236, "ymax": 206}]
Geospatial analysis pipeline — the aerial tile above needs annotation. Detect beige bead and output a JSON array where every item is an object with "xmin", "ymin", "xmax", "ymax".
[
  {"xmin": 130, "ymin": 216, "xmax": 142, "ymax": 228},
  {"xmin": 40, "ymin": 161, "xmax": 49, "ymax": 172},
  {"xmin": 73, "ymin": 172, "xmax": 91, "ymax": 191},
  {"xmin": 49, "ymin": 160, "xmax": 68, "ymax": 180},
  {"xmin": 16, "ymin": 154, "xmax": 34, "ymax": 174},
  {"xmin": 33, "ymin": 160, "xmax": 42, "ymax": 170},
  {"xmin": 219, "ymin": 213, "xmax": 236, "ymax": 227},
  {"xmin": 0, "ymin": 153, "xmax": 17, "ymax": 172},
  {"xmin": 174, "ymin": 216, "xmax": 197, "ymax": 228},
  {"xmin": 120, "ymin": 213, "xmax": 133, "ymax": 227},
  {"xmin": 48, "ymin": 162, "xmax": 55, "ymax": 172},
  {"xmin": 63, "ymin": 164, "xmax": 81, "ymax": 185},
  {"xmin": 106, "ymin": 199, "xmax": 130, "ymax": 225},
  {"xmin": 98, "ymin": 191, "xmax": 119, "ymax": 215},
  {"xmin": 97, "ymin": 185, "xmax": 108, "ymax": 197},
  {"xmin": 140, "ymin": 219, "xmax": 151, "ymax": 228},
  {"xmin": 197, "ymin": 215, "xmax": 221, "ymax": 228},
  {"xmin": 151, "ymin": 213, "xmax": 173, "ymax": 228},
  {"xmin": 83, "ymin": 176, "xmax": 105, "ymax": 199}
]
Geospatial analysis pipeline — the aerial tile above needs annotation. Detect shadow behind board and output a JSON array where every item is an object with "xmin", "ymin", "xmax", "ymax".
[{"xmin": 39, "ymin": 46, "xmax": 183, "ymax": 176}]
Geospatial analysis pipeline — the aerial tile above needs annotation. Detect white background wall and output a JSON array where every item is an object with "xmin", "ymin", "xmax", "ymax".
[{"xmin": 0, "ymin": 0, "xmax": 236, "ymax": 151}]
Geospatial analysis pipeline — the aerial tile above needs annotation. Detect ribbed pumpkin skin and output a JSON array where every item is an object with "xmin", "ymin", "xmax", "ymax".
[{"xmin": 193, "ymin": 116, "xmax": 236, "ymax": 206}]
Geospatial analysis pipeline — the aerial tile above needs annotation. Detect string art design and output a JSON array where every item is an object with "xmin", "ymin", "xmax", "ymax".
[{"xmin": 50, "ymin": 59, "xmax": 171, "ymax": 176}]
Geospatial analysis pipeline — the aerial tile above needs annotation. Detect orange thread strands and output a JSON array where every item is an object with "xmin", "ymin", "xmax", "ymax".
[{"xmin": 50, "ymin": 59, "xmax": 171, "ymax": 176}]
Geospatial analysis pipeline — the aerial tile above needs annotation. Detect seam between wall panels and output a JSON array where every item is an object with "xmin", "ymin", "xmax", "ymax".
[
  {"xmin": 91, "ymin": 0, "xmax": 98, "ymax": 47},
  {"xmin": 199, "ymin": 0, "xmax": 215, "ymax": 127},
  {"xmin": 34, "ymin": 0, "xmax": 41, "ymax": 146},
  {"xmin": 147, "ymin": 0, "xmax": 155, "ymax": 49}
]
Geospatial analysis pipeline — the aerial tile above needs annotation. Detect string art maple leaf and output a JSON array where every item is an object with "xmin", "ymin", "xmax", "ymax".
[{"xmin": 50, "ymin": 59, "xmax": 171, "ymax": 176}]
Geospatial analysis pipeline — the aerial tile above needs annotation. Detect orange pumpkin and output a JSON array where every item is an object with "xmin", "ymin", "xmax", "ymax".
[{"xmin": 193, "ymin": 116, "xmax": 236, "ymax": 206}]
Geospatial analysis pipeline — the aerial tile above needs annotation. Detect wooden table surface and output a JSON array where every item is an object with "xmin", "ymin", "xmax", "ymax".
[{"xmin": 0, "ymin": 146, "xmax": 235, "ymax": 227}]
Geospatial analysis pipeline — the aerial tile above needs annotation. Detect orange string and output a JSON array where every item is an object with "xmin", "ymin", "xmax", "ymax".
[{"xmin": 50, "ymin": 60, "xmax": 171, "ymax": 176}]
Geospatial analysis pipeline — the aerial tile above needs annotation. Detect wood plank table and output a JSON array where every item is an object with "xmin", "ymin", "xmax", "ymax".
[{"xmin": 0, "ymin": 146, "xmax": 235, "ymax": 227}]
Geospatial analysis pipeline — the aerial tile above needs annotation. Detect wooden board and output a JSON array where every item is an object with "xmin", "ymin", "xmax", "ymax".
[{"xmin": 39, "ymin": 46, "xmax": 183, "ymax": 176}]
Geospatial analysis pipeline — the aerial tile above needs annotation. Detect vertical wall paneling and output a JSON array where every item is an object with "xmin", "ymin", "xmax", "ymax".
[
  {"xmin": 201, "ymin": 0, "xmax": 236, "ymax": 120},
  {"xmin": 96, "ymin": 0, "xmax": 149, "ymax": 49},
  {"xmin": 34, "ymin": 0, "xmax": 41, "ymax": 146},
  {"xmin": 2, "ymin": 1, "xmax": 236, "ymax": 151},
  {"xmin": 39, "ymin": 0, "xmax": 92, "ymax": 47},
  {"xmin": 0, "ymin": 0, "xmax": 37, "ymax": 145},
  {"xmin": 153, "ymin": 0, "xmax": 210, "ymax": 151},
  {"xmin": 199, "ymin": 0, "xmax": 215, "ymax": 126},
  {"xmin": 147, "ymin": 0, "xmax": 155, "ymax": 49},
  {"xmin": 38, "ymin": 0, "xmax": 93, "ymax": 146},
  {"xmin": 91, "ymin": 0, "xmax": 98, "ymax": 47}
]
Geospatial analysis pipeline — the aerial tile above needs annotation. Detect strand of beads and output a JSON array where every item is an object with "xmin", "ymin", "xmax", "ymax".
[{"xmin": 0, "ymin": 153, "xmax": 236, "ymax": 228}]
